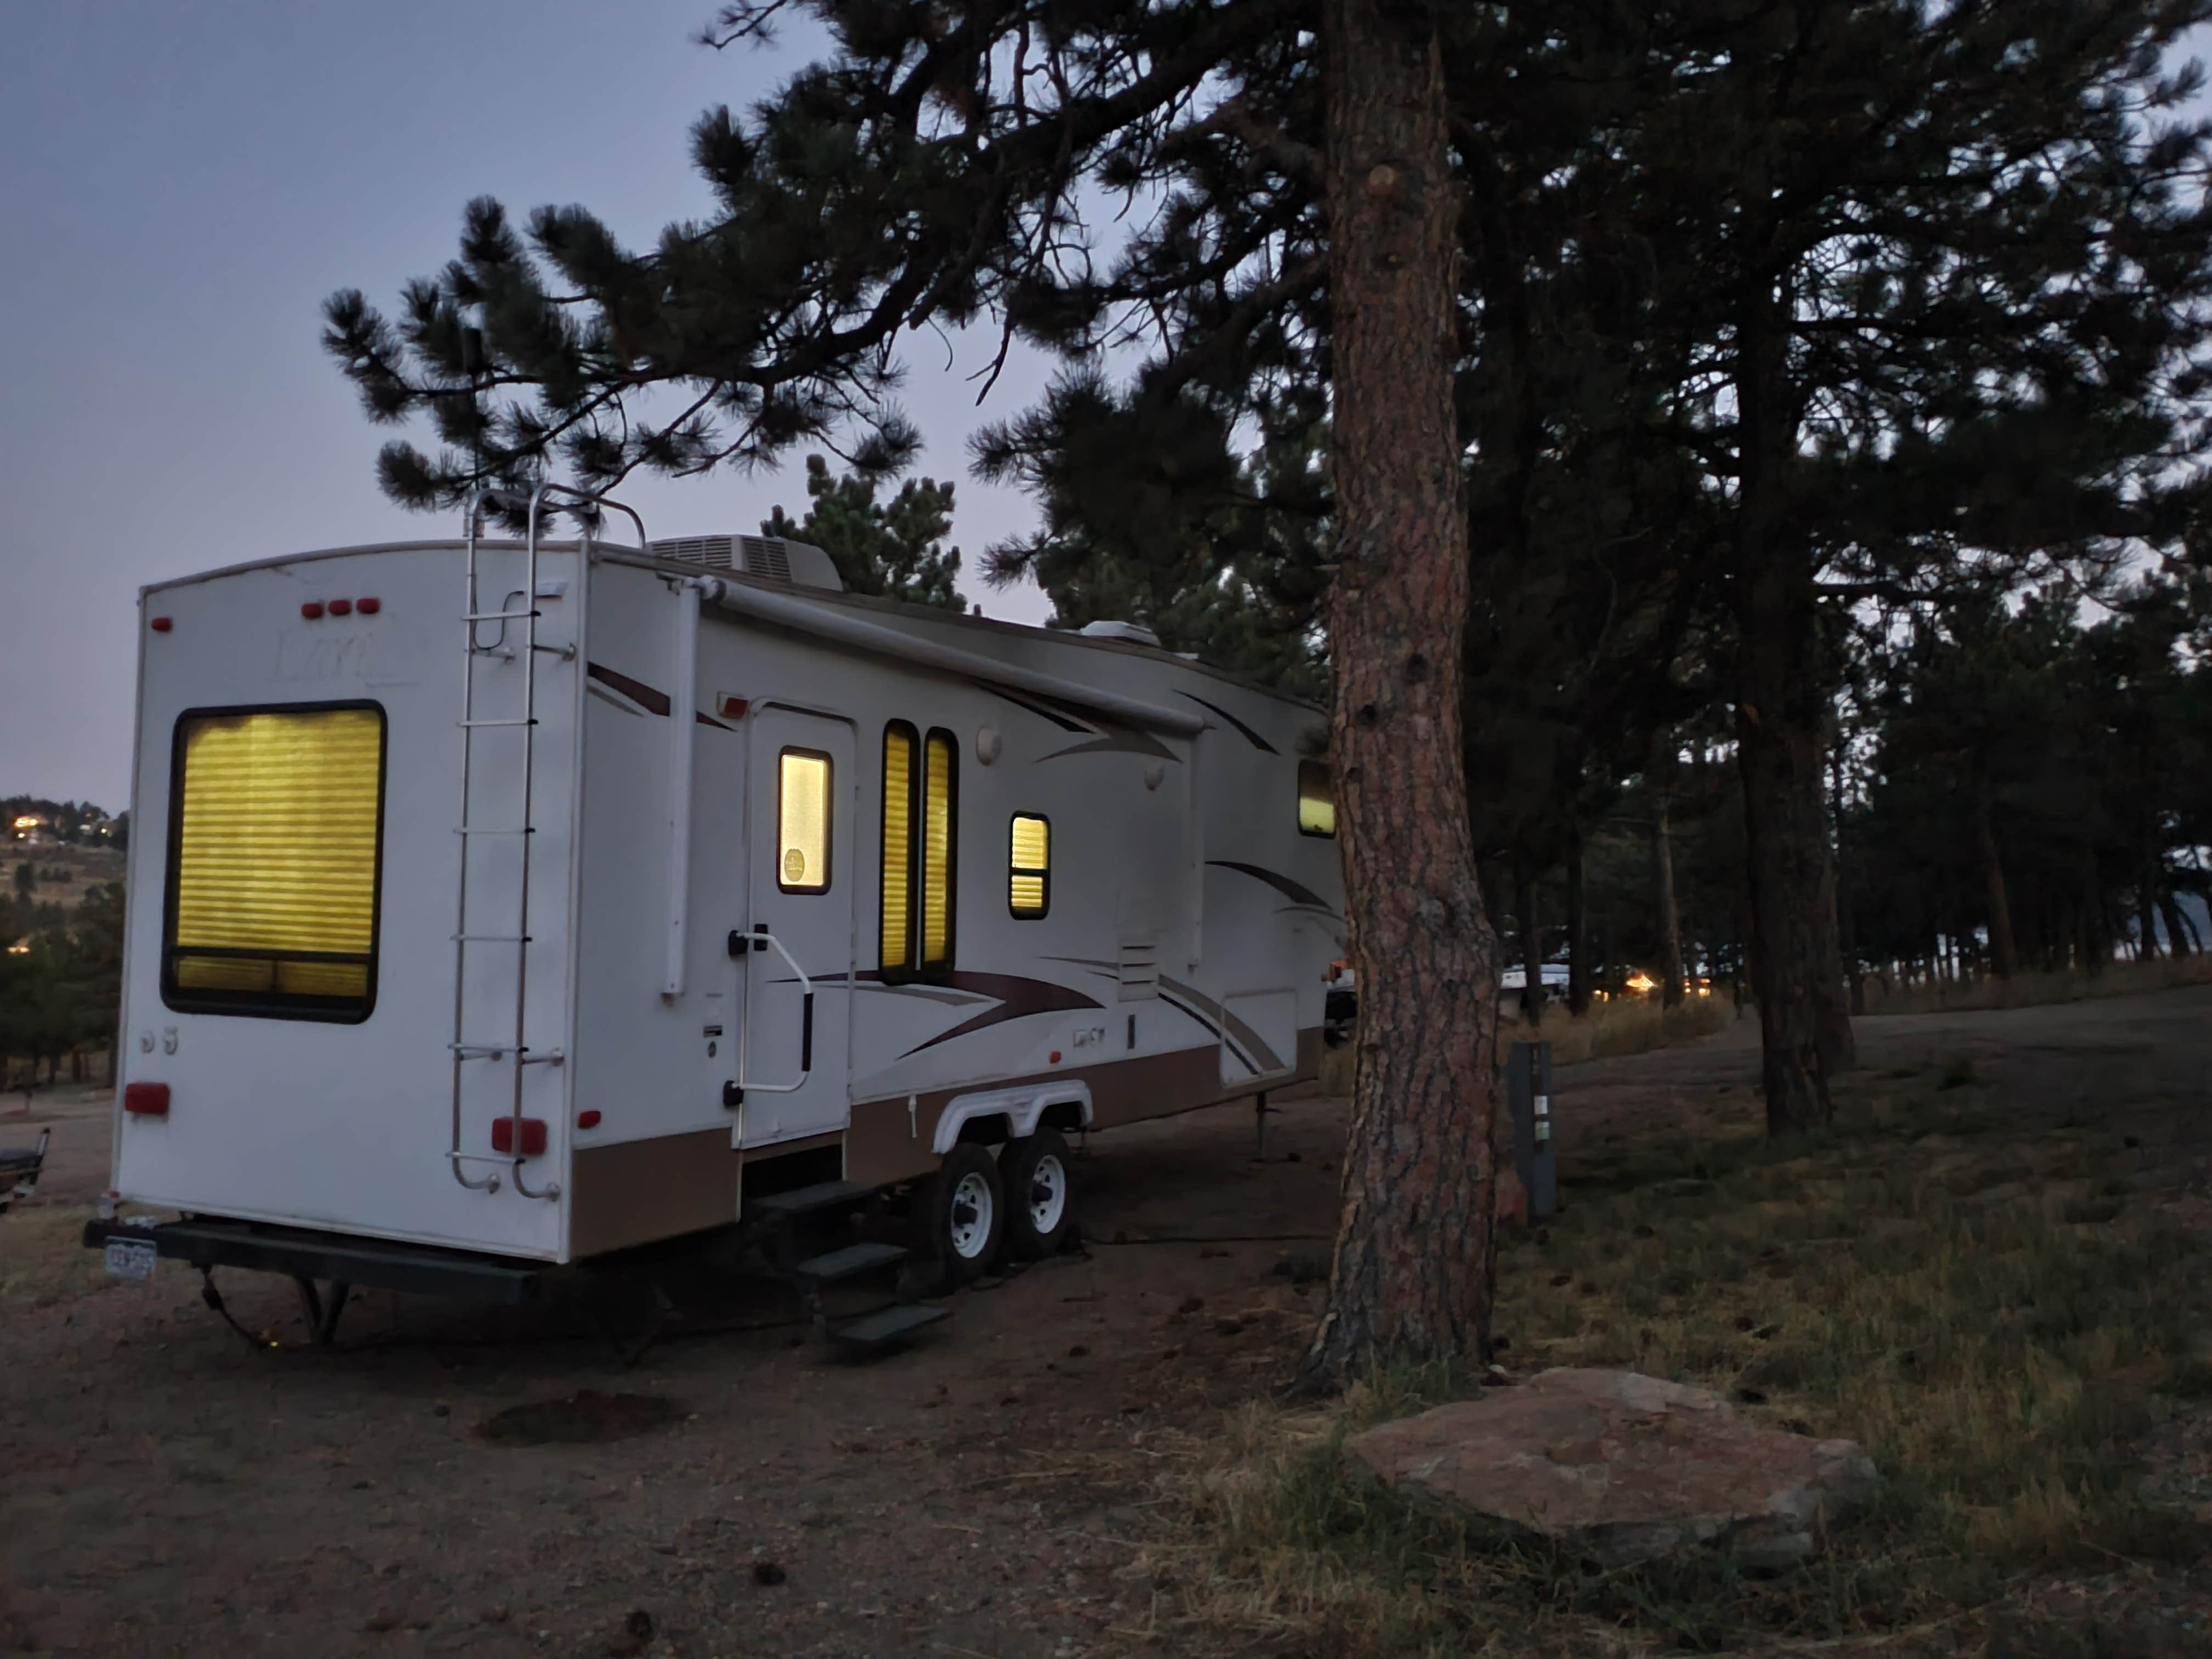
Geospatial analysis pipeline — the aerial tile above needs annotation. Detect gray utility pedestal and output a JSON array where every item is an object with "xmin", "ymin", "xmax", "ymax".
[{"xmin": 1506, "ymin": 1041, "xmax": 1558, "ymax": 1219}]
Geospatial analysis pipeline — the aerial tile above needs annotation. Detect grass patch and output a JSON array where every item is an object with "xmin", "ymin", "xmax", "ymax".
[
  {"xmin": 1861, "ymin": 953, "xmax": 2212, "ymax": 1017},
  {"xmin": 0, "ymin": 1201, "xmax": 113, "ymax": 1316},
  {"xmin": 1141, "ymin": 1077, "xmax": 2209, "ymax": 1656},
  {"xmin": 1500, "ymin": 994, "xmax": 1738, "ymax": 1066}
]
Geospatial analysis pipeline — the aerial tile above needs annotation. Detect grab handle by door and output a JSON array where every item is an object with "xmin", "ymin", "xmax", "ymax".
[{"xmin": 727, "ymin": 926, "xmax": 815, "ymax": 1097}]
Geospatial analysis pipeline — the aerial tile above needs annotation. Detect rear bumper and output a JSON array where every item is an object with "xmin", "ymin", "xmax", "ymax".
[{"xmin": 82, "ymin": 1216, "xmax": 565, "ymax": 1305}]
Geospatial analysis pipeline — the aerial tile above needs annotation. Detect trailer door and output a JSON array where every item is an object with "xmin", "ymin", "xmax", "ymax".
[{"xmin": 735, "ymin": 707, "xmax": 856, "ymax": 1147}]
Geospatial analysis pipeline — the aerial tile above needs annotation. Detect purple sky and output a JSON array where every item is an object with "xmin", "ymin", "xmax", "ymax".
[{"xmin": 0, "ymin": 1, "xmax": 1059, "ymax": 812}]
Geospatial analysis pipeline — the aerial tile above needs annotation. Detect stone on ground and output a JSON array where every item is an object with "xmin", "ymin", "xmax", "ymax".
[{"xmin": 1344, "ymin": 1367, "xmax": 1875, "ymax": 1568}]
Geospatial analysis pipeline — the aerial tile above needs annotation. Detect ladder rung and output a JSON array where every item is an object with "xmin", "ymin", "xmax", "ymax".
[
  {"xmin": 452, "ymin": 1044, "xmax": 510, "ymax": 1059},
  {"xmin": 458, "ymin": 718, "xmax": 538, "ymax": 729},
  {"xmin": 464, "ymin": 608, "xmax": 539, "ymax": 622},
  {"xmin": 519, "ymin": 1051, "xmax": 566, "ymax": 1066},
  {"xmin": 454, "ymin": 933, "xmax": 531, "ymax": 943},
  {"xmin": 455, "ymin": 826, "xmax": 533, "ymax": 836}
]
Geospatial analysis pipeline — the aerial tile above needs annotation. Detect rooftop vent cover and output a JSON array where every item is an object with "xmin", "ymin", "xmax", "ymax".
[{"xmin": 653, "ymin": 534, "xmax": 736, "ymax": 569}]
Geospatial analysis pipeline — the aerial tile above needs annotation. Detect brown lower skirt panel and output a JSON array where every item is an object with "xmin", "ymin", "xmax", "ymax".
[
  {"xmin": 845, "ymin": 1028, "xmax": 1322, "ymax": 1188},
  {"xmin": 568, "ymin": 1128, "xmax": 738, "ymax": 1258}
]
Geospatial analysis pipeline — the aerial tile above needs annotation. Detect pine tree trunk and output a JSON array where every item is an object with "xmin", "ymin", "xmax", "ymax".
[
  {"xmin": 1976, "ymin": 795, "xmax": 2019, "ymax": 979},
  {"xmin": 2137, "ymin": 842, "xmax": 2161, "ymax": 961},
  {"xmin": 1651, "ymin": 789, "xmax": 1686, "ymax": 1007},
  {"xmin": 1296, "ymin": 0, "xmax": 1497, "ymax": 1395},
  {"xmin": 1734, "ymin": 268, "xmax": 1832, "ymax": 1134},
  {"xmin": 1813, "ymin": 724, "xmax": 1856, "ymax": 1074},
  {"xmin": 1566, "ymin": 831, "xmax": 1592, "ymax": 1016},
  {"xmin": 1514, "ymin": 851, "xmax": 1543, "ymax": 1028},
  {"xmin": 2160, "ymin": 891, "xmax": 2193, "ymax": 959}
]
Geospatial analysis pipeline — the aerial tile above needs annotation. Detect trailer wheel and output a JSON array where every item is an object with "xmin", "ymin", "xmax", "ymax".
[
  {"xmin": 1001, "ymin": 1128, "xmax": 1075, "ymax": 1260},
  {"xmin": 925, "ymin": 1143, "xmax": 1006, "ymax": 1284}
]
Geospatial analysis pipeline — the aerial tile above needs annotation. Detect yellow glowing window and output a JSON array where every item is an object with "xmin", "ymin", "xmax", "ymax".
[
  {"xmin": 922, "ymin": 730, "xmax": 956, "ymax": 965},
  {"xmin": 163, "ymin": 703, "xmax": 386, "ymax": 1020},
  {"xmin": 879, "ymin": 724, "xmax": 915, "ymax": 969},
  {"xmin": 1009, "ymin": 814, "xmax": 1049, "ymax": 918},
  {"xmin": 777, "ymin": 749, "xmax": 832, "ymax": 893},
  {"xmin": 1297, "ymin": 759, "xmax": 1336, "ymax": 838}
]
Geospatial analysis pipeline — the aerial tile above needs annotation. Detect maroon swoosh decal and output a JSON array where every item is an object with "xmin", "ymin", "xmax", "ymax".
[
  {"xmin": 1207, "ymin": 861, "xmax": 1336, "ymax": 914},
  {"xmin": 587, "ymin": 662, "xmax": 732, "ymax": 727},
  {"xmin": 899, "ymin": 972, "xmax": 1105, "ymax": 1057},
  {"xmin": 1179, "ymin": 692, "xmax": 1278, "ymax": 754}
]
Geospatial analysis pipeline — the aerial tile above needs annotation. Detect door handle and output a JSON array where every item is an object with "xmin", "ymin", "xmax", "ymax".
[{"xmin": 734, "ymin": 926, "xmax": 815, "ymax": 1096}]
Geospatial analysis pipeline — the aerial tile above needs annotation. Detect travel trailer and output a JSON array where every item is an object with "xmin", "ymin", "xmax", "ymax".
[{"xmin": 86, "ymin": 488, "xmax": 1347, "ymax": 1346}]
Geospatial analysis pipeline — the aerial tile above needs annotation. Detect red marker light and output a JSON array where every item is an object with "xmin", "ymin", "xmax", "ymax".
[
  {"xmin": 1048, "ymin": 1051, "xmax": 1062, "ymax": 1065},
  {"xmin": 490, "ymin": 1116, "xmax": 548, "ymax": 1156},
  {"xmin": 577, "ymin": 1109, "xmax": 602, "ymax": 1129},
  {"xmin": 149, "ymin": 617, "xmax": 173, "ymax": 633},
  {"xmin": 124, "ymin": 1082, "xmax": 171, "ymax": 1116},
  {"xmin": 356, "ymin": 596, "xmax": 381, "ymax": 615},
  {"xmin": 328, "ymin": 597, "xmax": 353, "ymax": 617},
  {"xmin": 301, "ymin": 601, "xmax": 324, "ymax": 620}
]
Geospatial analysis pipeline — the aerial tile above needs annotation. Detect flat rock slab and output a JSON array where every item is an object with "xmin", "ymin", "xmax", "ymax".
[{"xmin": 1344, "ymin": 1367, "xmax": 1875, "ymax": 1568}]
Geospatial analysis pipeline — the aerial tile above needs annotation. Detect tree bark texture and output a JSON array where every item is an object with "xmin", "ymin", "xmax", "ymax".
[
  {"xmin": 1651, "ymin": 787, "xmax": 1686, "ymax": 1007},
  {"xmin": 1566, "ymin": 831, "xmax": 1592, "ymax": 1015},
  {"xmin": 2160, "ymin": 890, "xmax": 2194, "ymax": 958},
  {"xmin": 1814, "ymin": 727, "xmax": 1857, "ymax": 1073},
  {"xmin": 1975, "ymin": 795, "xmax": 2019, "ymax": 979},
  {"xmin": 1297, "ymin": 0, "xmax": 1498, "ymax": 1395},
  {"xmin": 1514, "ymin": 850, "xmax": 1543, "ymax": 1026},
  {"xmin": 1733, "ymin": 251, "xmax": 1834, "ymax": 1134}
]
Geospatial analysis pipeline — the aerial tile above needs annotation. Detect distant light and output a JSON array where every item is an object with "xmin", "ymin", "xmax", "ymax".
[
  {"xmin": 1626, "ymin": 972, "xmax": 1658, "ymax": 994},
  {"xmin": 5, "ymin": 940, "xmax": 29, "ymax": 956},
  {"xmin": 12, "ymin": 815, "xmax": 41, "ymax": 830}
]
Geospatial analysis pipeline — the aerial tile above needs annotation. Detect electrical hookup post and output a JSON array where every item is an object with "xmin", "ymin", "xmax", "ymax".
[{"xmin": 1506, "ymin": 1041, "xmax": 1558, "ymax": 1220}]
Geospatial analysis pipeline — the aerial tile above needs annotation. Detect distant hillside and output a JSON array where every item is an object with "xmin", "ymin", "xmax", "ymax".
[{"xmin": 6, "ymin": 797, "xmax": 127, "ymax": 917}]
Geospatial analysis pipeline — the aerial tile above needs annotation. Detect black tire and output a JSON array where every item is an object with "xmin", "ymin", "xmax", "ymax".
[
  {"xmin": 1001, "ymin": 1128, "xmax": 1076, "ymax": 1260},
  {"xmin": 923, "ymin": 1142, "xmax": 1006, "ymax": 1285}
]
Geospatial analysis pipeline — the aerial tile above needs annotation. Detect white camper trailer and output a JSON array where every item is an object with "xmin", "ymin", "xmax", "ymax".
[{"xmin": 89, "ymin": 490, "xmax": 1346, "ymax": 1345}]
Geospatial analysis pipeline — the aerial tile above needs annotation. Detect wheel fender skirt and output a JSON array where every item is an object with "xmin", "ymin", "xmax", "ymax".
[{"xmin": 930, "ymin": 1082, "xmax": 1092, "ymax": 1156}]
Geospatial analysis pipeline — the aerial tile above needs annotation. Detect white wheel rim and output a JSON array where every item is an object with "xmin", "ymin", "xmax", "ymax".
[
  {"xmin": 947, "ymin": 1170, "xmax": 995, "ymax": 1260},
  {"xmin": 1025, "ymin": 1154, "xmax": 1067, "ymax": 1234}
]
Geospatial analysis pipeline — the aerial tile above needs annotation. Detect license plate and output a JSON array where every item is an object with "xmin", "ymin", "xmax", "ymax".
[{"xmin": 104, "ymin": 1238, "xmax": 157, "ymax": 1282}]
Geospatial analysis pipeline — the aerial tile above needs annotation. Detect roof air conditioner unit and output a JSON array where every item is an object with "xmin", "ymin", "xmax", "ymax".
[{"xmin": 650, "ymin": 534, "xmax": 844, "ymax": 592}]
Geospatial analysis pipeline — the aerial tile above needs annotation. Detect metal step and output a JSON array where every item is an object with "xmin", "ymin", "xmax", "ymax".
[
  {"xmin": 831, "ymin": 1302, "xmax": 949, "ymax": 1350},
  {"xmin": 792, "ymin": 1241, "xmax": 909, "ymax": 1283},
  {"xmin": 749, "ymin": 1180, "xmax": 872, "ymax": 1219}
]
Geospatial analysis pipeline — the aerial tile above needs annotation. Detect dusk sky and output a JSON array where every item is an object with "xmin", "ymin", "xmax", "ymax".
[{"xmin": 0, "ymin": 2, "xmax": 1060, "ymax": 812}]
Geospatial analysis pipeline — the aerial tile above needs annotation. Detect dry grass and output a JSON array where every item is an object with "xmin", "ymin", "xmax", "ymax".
[
  {"xmin": 0, "ymin": 1201, "xmax": 112, "ymax": 1316},
  {"xmin": 1502, "ymin": 992, "xmax": 1739, "ymax": 1065},
  {"xmin": 1318, "ymin": 995, "xmax": 1740, "ymax": 1098},
  {"xmin": 1133, "ymin": 1073, "xmax": 2210, "ymax": 1656},
  {"xmin": 1860, "ymin": 953, "xmax": 2212, "ymax": 1017}
]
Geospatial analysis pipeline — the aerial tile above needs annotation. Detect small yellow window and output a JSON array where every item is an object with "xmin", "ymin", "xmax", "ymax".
[
  {"xmin": 1297, "ymin": 759, "xmax": 1336, "ymax": 838},
  {"xmin": 164, "ymin": 702, "xmax": 386, "ymax": 1020},
  {"xmin": 778, "ymin": 749, "xmax": 832, "ymax": 893},
  {"xmin": 921, "ymin": 730, "xmax": 956, "ymax": 964},
  {"xmin": 1009, "ymin": 814, "xmax": 1050, "ymax": 918},
  {"xmin": 879, "ymin": 725, "xmax": 915, "ymax": 969}
]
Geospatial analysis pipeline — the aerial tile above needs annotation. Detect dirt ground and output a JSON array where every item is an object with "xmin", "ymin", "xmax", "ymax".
[{"xmin": 2, "ymin": 985, "xmax": 2207, "ymax": 1659}]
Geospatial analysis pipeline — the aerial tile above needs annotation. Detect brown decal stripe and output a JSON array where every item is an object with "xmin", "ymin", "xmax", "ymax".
[
  {"xmin": 585, "ymin": 662, "xmax": 735, "ymax": 728},
  {"xmin": 1178, "ymin": 691, "xmax": 1279, "ymax": 754},
  {"xmin": 897, "ymin": 972, "xmax": 1106, "ymax": 1057},
  {"xmin": 1206, "ymin": 860, "xmax": 1338, "ymax": 916},
  {"xmin": 1156, "ymin": 975, "xmax": 1282, "ymax": 1077},
  {"xmin": 979, "ymin": 684, "xmax": 1090, "ymax": 733}
]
